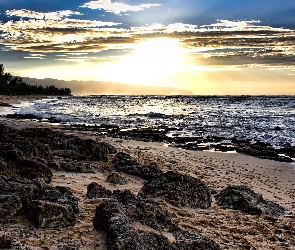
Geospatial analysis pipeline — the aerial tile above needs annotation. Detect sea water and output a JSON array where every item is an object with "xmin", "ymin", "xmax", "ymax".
[{"xmin": 9, "ymin": 95, "xmax": 295, "ymax": 148}]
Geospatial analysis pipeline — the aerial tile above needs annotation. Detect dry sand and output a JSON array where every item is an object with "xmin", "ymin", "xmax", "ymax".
[{"xmin": 0, "ymin": 96, "xmax": 294, "ymax": 249}]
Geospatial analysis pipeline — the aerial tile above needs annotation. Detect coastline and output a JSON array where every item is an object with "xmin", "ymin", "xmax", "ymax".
[
  {"xmin": 0, "ymin": 95, "xmax": 49, "ymax": 105},
  {"xmin": 0, "ymin": 96, "xmax": 294, "ymax": 249}
]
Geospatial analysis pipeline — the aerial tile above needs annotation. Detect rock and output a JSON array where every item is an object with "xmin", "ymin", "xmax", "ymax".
[
  {"xmin": 0, "ymin": 157, "xmax": 8, "ymax": 172},
  {"xmin": 93, "ymin": 195, "xmax": 220, "ymax": 250},
  {"xmin": 0, "ymin": 174, "xmax": 79, "ymax": 228},
  {"xmin": 236, "ymin": 144, "xmax": 293, "ymax": 162},
  {"xmin": 0, "ymin": 138, "xmax": 53, "ymax": 183},
  {"xmin": 0, "ymin": 233, "xmax": 12, "ymax": 249},
  {"xmin": 93, "ymin": 199, "xmax": 172, "ymax": 250},
  {"xmin": 215, "ymin": 186, "xmax": 286, "ymax": 217},
  {"xmin": 112, "ymin": 189, "xmax": 137, "ymax": 204},
  {"xmin": 106, "ymin": 172, "xmax": 127, "ymax": 185},
  {"xmin": 34, "ymin": 178, "xmax": 79, "ymax": 213},
  {"xmin": 0, "ymin": 124, "xmax": 16, "ymax": 139},
  {"xmin": 113, "ymin": 152, "xmax": 163, "ymax": 180},
  {"xmin": 274, "ymin": 126, "xmax": 282, "ymax": 131},
  {"xmin": 19, "ymin": 127, "xmax": 117, "ymax": 162},
  {"xmin": 0, "ymin": 174, "xmax": 40, "ymax": 212},
  {"xmin": 54, "ymin": 160, "xmax": 97, "ymax": 173},
  {"xmin": 27, "ymin": 200, "xmax": 76, "ymax": 229},
  {"xmin": 6, "ymin": 113, "xmax": 41, "ymax": 120},
  {"xmin": 12, "ymin": 157, "xmax": 53, "ymax": 183},
  {"xmin": 0, "ymin": 194, "xmax": 22, "ymax": 222},
  {"xmin": 27, "ymin": 179, "xmax": 79, "ymax": 228},
  {"xmin": 113, "ymin": 152, "xmax": 138, "ymax": 166},
  {"xmin": 0, "ymin": 138, "xmax": 52, "ymax": 160},
  {"xmin": 138, "ymin": 171, "xmax": 212, "ymax": 209},
  {"xmin": 113, "ymin": 189, "xmax": 177, "ymax": 231},
  {"xmin": 86, "ymin": 182, "xmax": 112, "ymax": 199},
  {"xmin": 0, "ymin": 102, "xmax": 12, "ymax": 107},
  {"xmin": 172, "ymin": 230, "xmax": 221, "ymax": 250}
]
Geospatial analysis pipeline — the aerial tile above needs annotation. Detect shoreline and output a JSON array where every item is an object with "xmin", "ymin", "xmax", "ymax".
[
  {"xmin": 0, "ymin": 95, "xmax": 49, "ymax": 104},
  {"xmin": 0, "ymin": 96, "xmax": 295, "ymax": 249},
  {"xmin": 2, "ymin": 94, "xmax": 295, "ymax": 163}
]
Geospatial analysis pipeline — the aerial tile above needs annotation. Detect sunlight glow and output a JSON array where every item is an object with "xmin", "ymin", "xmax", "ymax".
[{"xmin": 104, "ymin": 38, "xmax": 186, "ymax": 85}]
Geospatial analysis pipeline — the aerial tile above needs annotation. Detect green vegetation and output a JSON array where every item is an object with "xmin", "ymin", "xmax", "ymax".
[{"xmin": 0, "ymin": 64, "xmax": 71, "ymax": 96}]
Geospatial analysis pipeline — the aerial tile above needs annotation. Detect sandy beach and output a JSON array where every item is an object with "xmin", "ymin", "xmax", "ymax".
[
  {"xmin": 0, "ymin": 95, "xmax": 48, "ymax": 105},
  {"xmin": 0, "ymin": 96, "xmax": 294, "ymax": 249}
]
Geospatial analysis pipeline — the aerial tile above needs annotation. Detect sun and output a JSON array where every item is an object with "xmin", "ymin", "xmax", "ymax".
[{"xmin": 105, "ymin": 38, "xmax": 186, "ymax": 85}]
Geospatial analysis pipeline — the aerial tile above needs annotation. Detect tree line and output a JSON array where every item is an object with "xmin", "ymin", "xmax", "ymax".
[{"xmin": 0, "ymin": 64, "xmax": 71, "ymax": 96}]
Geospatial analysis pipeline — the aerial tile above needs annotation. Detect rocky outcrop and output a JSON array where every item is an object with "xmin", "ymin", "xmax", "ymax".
[
  {"xmin": 0, "ymin": 194, "xmax": 22, "ymax": 223},
  {"xmin": 237, "ymin": 144, "xmax": 293, "ymax": 162},
  {"xmin": 0, "ymin": 124, "xmax": 117, "ymax": 184},
  {"xmin": 0, "ymin": 174, "xmax": 40, "ymax": 211},
  {"xmin": 0, "ymin": 138, "xmax": 53, "ymax": 183},
  {"xmin": 215, "ymin": 186, "xmax": 286, "ymax": 217},
  {"xmin": 0, "ymin": 174, "xmax": 78, "ymax": 228},
  {"xmin": 113, "ymin": 190, "xmax": 177, "ymax": 231},
  {"xmin": 27, "ymin": 200, "xmax": 77, "ymax": 229},
  {"xmin": 93, "ymin": 190, "xmax": 220, "ymax": 250},
  {"xmin": 19, "ymin": 127, "xmax": 117, "ymax": 162},
  {"xmin": 138, "ymin": 171, "xmax": 212, "ymax": 209},
  {"xmin": 0, "ymin": 233, "xmax": 12, "ymax": 249},
  {"xmin": 86, "ymin": 182, "xmax": 112, "ymax": 199},
  {"xmin": 51, "ymin": 160, "xmax": 99, "ymax": 173},
  {"xmin": 106, "ymin": 172, "xmax": 127, "ymax": 185},
  {"xmin": 172, "ymin": 230, "xmax": 221, "ymax": 250},
  {"xmin": 93, "ymin": 199, "xmax": 172, "ymax": 250},
  {"xmin": 113, "ymin": 152, "xmax": 163, "ymax": 180}
]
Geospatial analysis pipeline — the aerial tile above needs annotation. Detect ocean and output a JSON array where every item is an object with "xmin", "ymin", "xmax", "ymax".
[{"xmin": 6, "ymin": 95, "xmax": 295, "ymax": 150}]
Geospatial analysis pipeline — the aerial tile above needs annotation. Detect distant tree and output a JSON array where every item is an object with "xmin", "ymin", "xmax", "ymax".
[{"xmin": 0, "ymin": 64, "xmax": 71, "ymax": 96}]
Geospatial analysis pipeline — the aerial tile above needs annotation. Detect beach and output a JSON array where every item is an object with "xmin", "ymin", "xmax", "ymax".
[{"xmin": 0, "ymin": 96, "xmax": 294, "ymax": 249}]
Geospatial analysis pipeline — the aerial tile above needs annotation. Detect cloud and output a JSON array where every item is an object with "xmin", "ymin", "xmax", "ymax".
[
  {"xmin": 80, "ymin": 0, "xmax": 161, "ymax": 15},
  {"xmin": 23, "ymin": 53, "xmax": 46, "ymax": 60},
  {"xmin": 1, "ymin": 11, "xmax": 295, "ymax": 71},
  {"xmin": 6, "ymin": 9, "xmax": 82, "ymax": 20}
]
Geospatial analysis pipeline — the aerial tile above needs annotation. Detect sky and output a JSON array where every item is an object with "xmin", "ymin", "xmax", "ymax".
[{"xmin": 0, "ymin": 0, "xmax": 295, "ymax": 95}]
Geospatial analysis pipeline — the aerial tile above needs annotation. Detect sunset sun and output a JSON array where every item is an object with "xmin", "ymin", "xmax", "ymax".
[{"xmin": 107, "ymin": 38, "xmax": 186, "ymax": 85}]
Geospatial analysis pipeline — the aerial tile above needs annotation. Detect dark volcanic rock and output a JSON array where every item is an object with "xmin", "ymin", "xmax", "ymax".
[
  {"xmin": 138, "ymin": 171, "xmax": 212, "ymax": 209},
  {"xmin": 112, "ymin": 189, "xmax": 137, "ymax": 204},
  {"xmin": 106, "ymin": 172, "xmax": 127, "ymax": 185},
  {"xmin": 0, "ymin": 174, "xmax": 40, "ymax": 212},
  {"xmin": 93, "ymin": 193, "xmax": 220, "ymax": 250},
  {"xmin": 172, "ymin": 230, "xmax": 221, "ymax": 250},
  {"xmin": 87, "ymin": 182, "xmax": 112, "ymax": 199},
  {"xmin": 215, "ymin": 185, "xmax": 286, "ymax": 217},
  {"xmin": 0, "ymin": 234, "xmax": 12, "ymax": 249},
  {"xmin": 52, "ymin": 160, "xmax": 98, "ymax": 173},
  {"xmin": 113, "ymin": 152, "xmax": 163, "ymax": 180},
  {"xmin": 236, "ymin": 144, "xmax": 293, "ymax": 162},
  {"xmin": 0, "ymin": 102, "xmax": 12, "ymax": 107},
  {"xmin": 113, "ymin": 152, "xmax": 138, "ymax": 167},
  {"xmin": 0, "ymin": 137, "xmax": 53, "ymax": 183},
  {"xmin": 13, "ymin": 157, "xmax": 52, "ymax": 183},
  {"xmin": 0, "ymin": 138, "xmax": 52, "ymax": 160},
  {"xmin": 19, "ymin": 127, "xmax": 117, "ymax": 162},
  {"xmin": 27, "ymin": 179, "xmax": 79, "ymax": 228},
  {"xmin": 0, "ymin": 157, "xmax": 8, "ymax": 172},
  {"xmin": 93, "ymin": 199, "xmax": 172, "ymax": 250},
  {"xmin": 34, "ymin": 178, "xmax": 79, "ymax": 213},
  {"xmin": 0, "ymin": 124, "xmax": 16, "ymax": 139},
  {"xmin": 0, "ymin": 194, "xmax": 22, "ymax": 222},
  {"xmin": 113, "ymin": 190, "xmax": 177, "ymax": 231},
  {"xmin": 6, "ymin": 113, "xmax": 41, "ymax": 120},
  {"xmin": 0, "ymin": 174, "xmax": 79, "ymax": 228},
  {"xmin": 27, "ymin": 200, "xmax": 76, "ymax": 228}
]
